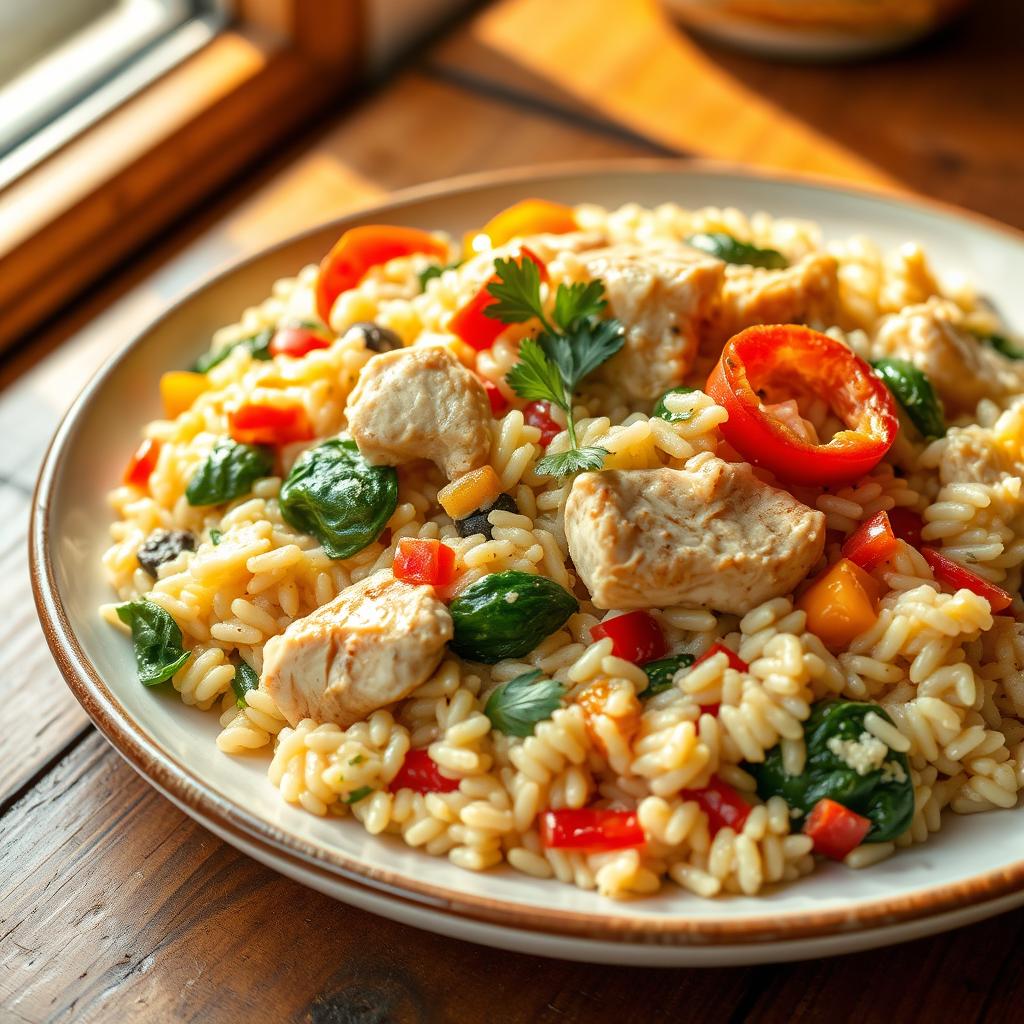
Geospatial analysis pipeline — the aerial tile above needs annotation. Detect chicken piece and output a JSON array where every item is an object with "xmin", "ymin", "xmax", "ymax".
[
  {"xmin": 564, "ymin": 459, "xmax": 825, "ymax": 614},
  {"xmin": 262, "ymin": 571, "xmax": 453, "ymax": 728},
  {"xmin": 873, "ymin": 298, "xmax": 1024, "ymax": 416},
  {"xmin": 579, "ymin": 243, "xmax": 723, "ymax": 401},
  {"xmin": 938, "ymin": 425, "xmax": 1013, "ymax": 487},
  {"xmin": 346, "ymin": 346, "xmax": 491, "ymax": 479},
  {"xmin": 712, "ymin": 252, "xmax": 840, "ymax": 342}
]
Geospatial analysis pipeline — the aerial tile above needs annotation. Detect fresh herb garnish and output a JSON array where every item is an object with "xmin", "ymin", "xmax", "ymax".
[
  {"xmin": 343, "ymin": 785, "xmax": 374, "ymax": 804},
  {"xmin": 116, "ymin": 600, "xmax": 190, "ymax": 686},
  {"xmin": 418, "ymin": 259, "xmax": 464, "ymax": 291},
  {"xmin": 686, "ymin": 232, "xmax": 788, "ymax": 270},
  {"xmin": 484, "ymin": 669, "xmax": 566, "ymax": 737},
  {"xmin": 209, "ymin": 528, "xmax": 223, "ymax": 545},
  {"xmin": 231, "ymin": 660, "xmax": 259, "ymax": 708},
  {"xmin": 486, "ymin": 258, "xmax": 624, "ymax": 478},
  {"xmin": 193, "ymin": 328, "xmax": 274, "ymax": 373}
]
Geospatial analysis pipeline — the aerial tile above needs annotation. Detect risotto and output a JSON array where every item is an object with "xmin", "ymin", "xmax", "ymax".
[{"xmin": 102, "ymin": 197, "xmax": 1024, "ymax": 900}]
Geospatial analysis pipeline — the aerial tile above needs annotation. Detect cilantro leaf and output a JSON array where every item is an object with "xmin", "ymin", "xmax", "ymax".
[
  {"xmin": 538, "ymin": 317, "xmax": 625, "ymax": 395},
  {"xmin": 484, "ymin": 670, "xmax": 565, "ymax": 737},
  {"xmin": 535, "ymin": 445, "xmax": 609, "ymax": 479},
  {"xmin": 484, "ymin": 257, "xmax": 548, "ymax": 325},
  {"xmin": 506, "ymin": 337, "xmax": 568, "ymax": 410},
  {"xmin": 343, "ymin": 785, "xmax": 374, "ymax": 805},
  {"xmin": 553, "ymin": 280, "xmax": 607, "ymax": 332}
]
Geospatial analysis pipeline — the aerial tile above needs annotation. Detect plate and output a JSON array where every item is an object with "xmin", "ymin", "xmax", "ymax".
[{"xmin": 31, "ymin": 160, "xmax": 1024, "ymax": 965}]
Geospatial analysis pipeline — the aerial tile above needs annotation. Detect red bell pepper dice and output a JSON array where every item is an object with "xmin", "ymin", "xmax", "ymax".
[
  {"xmin": 921, "ymin": 547, "xmax": 1013, "ymax": 613},
  {"xmin": 269, "ymin": 326, "xmax": 332, "ymax": 359},
  {"xmin": 706, "ymin": 324, "xmax": 899, "ymax": 488},
  {"xmin": 803, "ymin": 798, "xmax": 871, "ymax": 860},
  {"xmin": 540, "ymin": 808, "xmax": 644, "ymax": 853},
  {"xmin": 681, "ymin": 776, "xmax": 752, "ymax": 834},
  {"xmin": 523, "ymin": 400, "xmax": 562, "ymax": 446},
  {"xmin": 842, "ymin": 510, "xmax": 899, "ymax": 572},
  {"xmin": 388, "ymin": 749, "xmax": 460, "ymax": 794},
  {"xmin": 228, "ymin": 402, "xmax": 313, "ymax": 447},
  {"xmin": 123, "ymin": 438, "xmax": 161, "ymax": 487},
  {"xmin": 590, "ymin": 610, "xmax": 667, "ymax": 664},
  {"xmin": 393, "ymin": 538, "xmax": 457, "ymax": 586},
  {"xmin": 483, "ymin": 380, "xmax": 510, "ymax": 416},
  {"xmin": 692, "ymin": 642, "xmax": 748, "ymax": 673},
  {"xmin": 887, "ymin": 506, "xmax": 925, "ymax": 548}
]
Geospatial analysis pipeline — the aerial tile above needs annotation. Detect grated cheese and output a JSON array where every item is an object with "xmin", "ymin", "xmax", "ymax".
[{"xmin": 827, "ymin": 730, "xmax": 889, "ymax": 776}]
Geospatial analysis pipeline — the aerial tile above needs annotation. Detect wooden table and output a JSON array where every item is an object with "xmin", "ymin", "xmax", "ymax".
[{"xmin": 5, "ymin": 2, "xmax": 1024, "ymax": 1019}]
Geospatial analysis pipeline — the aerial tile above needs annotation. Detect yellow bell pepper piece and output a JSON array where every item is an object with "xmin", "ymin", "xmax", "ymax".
[
  {"xmin": 463, "ymin": 198, "xmax": 577, "ymax": 256},
  {"xmin": 160, "ymin": 371, "xmax": 210, "ymax": 419},
  {"xmin": 437, "ymin": 465, "xmax": 503, "ymax": 521},
  {"xmin": 797, "ymin": 558, "xmax": 885, "ymax": 653}
]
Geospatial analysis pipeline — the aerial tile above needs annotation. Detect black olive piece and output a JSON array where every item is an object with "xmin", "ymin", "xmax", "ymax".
[
  {"xmin": 352, "ymin": 322, "xmax": 402, "ymax": 353},
  {"xmin": 454, "ymin": 493, "xmax": 519, "ymax": 539},
  {"xmin": 137, "ymin": 529, "xmax": 196, "ymax": 577}
]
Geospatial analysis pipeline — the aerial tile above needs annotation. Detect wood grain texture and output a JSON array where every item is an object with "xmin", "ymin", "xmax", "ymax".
[{"xmin": 429, "ymin": 0, "xmax": 1024, "ymax": 226}]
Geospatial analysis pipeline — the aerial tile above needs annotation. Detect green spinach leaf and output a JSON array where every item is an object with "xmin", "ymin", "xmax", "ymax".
[
  {"xmin": 185, "ymin": 440, "xmax": 274, "ymax": 507},
  {"xmin": 116, "ymin": 600, "xmax": 190, "ymax": 686},
  {"xmin": 231, "ymin": 660, "xmax": 260, "ymax": 708},
  {"xmin": 651, "ymin": 385, "xmax": 697, "ymax": 423},
  {"xmin": 193, "ymin": 328, "xmax": 274, "ymax": 373},
  {"xmin": 639, "ymin": 652, "xmax": 695, "ymax": 698},
  {"xmin": 484, "ymin": 669, "xmax": 565, "ymax": 736}
]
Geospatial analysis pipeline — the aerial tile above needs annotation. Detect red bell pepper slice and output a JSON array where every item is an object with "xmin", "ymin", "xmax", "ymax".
[
  {"xmin": 449, "ymin": 246, "xmax": 547, "ymax": 351},
  {"xmin": 681, "ymin": 776, "xmax": 752, "ymax": 834},
  {"xmin": 523, "ymin": 400, "xmax": 561, "ymax": 446},
  {"xmin": 887, "ymin": 506, "xmax": 925, "ymax": 548},
  {"xmin": 706, "ymin": 325, "xmax": 899, "ymax": 488},
  {"xmin": 228, "ymin": 402, "xmax": 313, "ymax": 446},
  {"xmin": 388, "ymin": 749, "xmax": 460, "ymax": 794},
  {"xmin": 393, "ymin": 538, "xmax": 456, "ymax": 586},
  {"xmin": 803, "ymin": 798, "xmax": 871, "ymax": 860},
  {"xmin": 590, "ymin": 610, "xmax": 667, "ymax": 665},
  {"xmin": 921, "ymin": 547, "xmax": 1013, "ymax": 613},
  {"xmin": 123, "ymin": 438, "xmax": 161, "ymax": 487},
  {"xmin": 269, "ymin": 326, "xmax": 332, "ymax": 359},
  {"xmin": 842, "ymin": 510, "xmax": 899, "ymax": 572},
  {"xmin": 540, "ymin": 808, "xmax": 644, "ymax": 853},
  {"xmin": 483, "ymin": 380, "xmax": 509, "ymax": 416},
  {"xmin": 692, "ymin": 642, "xmax": 748, "ymax": 673},
  {"xmin": 316, "ymin": 225, "xmax": 447, "ymax": 324}
]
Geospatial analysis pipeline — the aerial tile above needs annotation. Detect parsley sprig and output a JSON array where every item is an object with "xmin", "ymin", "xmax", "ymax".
[{"xmin": 485, "ymin": 258, "xmax": 624, "ymax": 478}]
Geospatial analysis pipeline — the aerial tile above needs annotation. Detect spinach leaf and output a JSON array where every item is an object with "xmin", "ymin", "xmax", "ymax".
[
  {"xmin": 639, "ymin": 652, "xmax": 695, "ymax": 699},
  {"xmin": 485, "ymin": 669, "xmax": 565, "ymax": 736},
  {"xmin": 193, "ymin": 328, "xmax": 274, "ymax": 373},
  {"xmin": 116, "ymin": 600, "xmax": 190, "ymax": 686},
  {"xmin": 651, "ymin": 385, "xmax": 697, "ymax": 423},
  {"xmin": 748, "ymin": 699, "xmax": 914, "ymax": 843},
  {"xmin": 231, "ymin": 660, "xmax": 260, "ymax": 708},
  {"xmin": 185, "ymin": 439, "xmax": 274, "ymax": 507},
  {"xmin": 448, "ymin": 570, "xmax": 578, "ymax": 663},
  {"xmin": 279, "ymin": 439, "xmax": 397, "ymax": 559},
  {"xmin": 686, "ymin": 232, "xmax": 788, "ymax": 269},
  {"xmin": 871, "ymin": 358, "xmax": 946, "ymax": 439}
]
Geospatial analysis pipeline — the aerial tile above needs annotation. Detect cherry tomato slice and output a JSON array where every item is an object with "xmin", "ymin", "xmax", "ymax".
[
  {"xmin": 523, "ymin": 400, "xmax": 561, "ymax": 446},
  {"xmin": 388, "ymin": 749, "xmax": 460, "ymax": 794}
]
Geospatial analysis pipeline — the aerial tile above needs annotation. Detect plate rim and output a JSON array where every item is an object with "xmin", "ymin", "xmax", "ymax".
[{"xmin": 30, "ymin": 156, "xmax": 1024, "ymax": 947}]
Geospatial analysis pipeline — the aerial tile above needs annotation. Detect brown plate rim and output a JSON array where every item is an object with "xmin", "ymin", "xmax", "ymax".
[{"xmin": 30, "ymin": 157, "xmax": 1024, "ymax": 946}]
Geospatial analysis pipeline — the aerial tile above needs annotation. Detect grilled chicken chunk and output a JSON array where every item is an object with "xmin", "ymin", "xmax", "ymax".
[
  {"xmin": 346, "ymin": 346, "xmax": 491, "ymax": 479},
  {"xmin": 579, "ymin": 243, "xmax": 723, "ymax": 401},
  {"xmin": 938, "ymin": 425, "xmax": 1014, "ymax": 487},
  {"xmin": 565, "ymin": 459, "xmax": 825, "ymax": 614},
  {"xmin": 262, "ymin": 571, "xmax": 453, "ymax": 728}
]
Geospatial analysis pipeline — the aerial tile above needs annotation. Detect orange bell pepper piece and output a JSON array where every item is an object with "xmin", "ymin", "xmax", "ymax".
[
  {"xmin": 464, "ymin": 199, "xmax": 577, "ymax": 255},
  {"xmin": 797, "ymin": 558, "xmax": 885, "ymax": 653},
  {"xmin": 160, "ymin": 371, "xmax": 210, "ymax": 419}
]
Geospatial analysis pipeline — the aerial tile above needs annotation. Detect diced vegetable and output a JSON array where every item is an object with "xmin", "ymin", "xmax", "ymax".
[
  {"xmin": 449, "ymin": 247, "xmax": 547, "ymax": 351},
  {"xmin": 448, "ymin": 570, "xmax": 578, "ymax": 663},
  {"xmin": 115, "ymin": 600, "xmax": 190, "ymax": 686},
  {"xmin": 523, "ymin": 400, "xmax": 562, "ymax": 446},
  {"xmin": 686, "ymin": 231, "xmax": 787, "ymax": 269},
  {"xmin": 887, "ymin": 506, "xmax": 924, "ymax": 548},
  {"xmin": 484, "ymin": 669, "xmax": 565, "ymax": 737},
  {"xmin": 651, "ymin": 385, "xmax": 697, "ymax": 422},
  {"xmin": 454, "ymin": 492, "xmax": 519, "ymax": 540},
  {"xmin": 749, "ymin": 699, "xmax": 914, "ymax": 843},
  {"xmin": 590, "ymin": 610, "xmax": 667, "ymax": 664},
  {"xmin": 137, "ymin": 529, "xmax": 195, "ymax": 577},
  {"xmin": 231, "ymin": 660, "xmax": 259, "ymax": 708},
  {"xmin": 638, "ymin": 652, "xmax": 695, "ymax": 698},
  {"xmin": 342, "ymin": 785, "xmax": 374, "ymax": 805},
  {"xmin": 842, "ymin": 510, "xmax": 898, "ymax": 572},
  {"xmin": 871, "ymin": 358, "xmax": 946, "ymax": 439},
  {"xmin": 483, "ymin": 380, "xmax": 509, "ymax": 416},
  {"xmin": 680, "ymin": 776, "xmax": 752, "ymax": 834},
  {"xmin": 796, "ymin": 558, "xmax": 885, "ymax": 652},
  {"xmin": 418, "ymin": 260, "xmax": 464, "ymax": 291},
  {"xmin": 185, "ymin": 439, "xmax": 274, "ymax": 507},
  {"xmin": 921, "ymin": 547, "xmax": 1013, "ymax": 613},
  {"xmin": 350, "ymin": 321, "xmax": 402, "ymax": 353},
  {"xmin": 466, "ymin": 198, "xmax": 577, "ymax": 255},
  {"xmin": 279, "ymin": 439, "xmax": 397, "ymax": 560},
  {"xmin": 388, "ymin": 748, "xmax": 460, "ymax": 794},
  {"xmin": 693, "ymin": 642, "xmax": 748, "ymax": 673},
  {"xmin": 228, "ymin": 401, "xmax": 313, "ymax": 447},
  {"xmin": 437, "ymin": 465, "xmax": 504, "ymax": 520},
  {"xmin": 540, "ymin": 808, "xmax": 644, "ymax": 853},
  {"xmin": 160, "ymin": 371, "xmax": 210, "ymax": 418},
  {"xmin": 393, "ymin": 538, "xmax": 456, "ymax": 586},
  {"xmin": 575, "ymin": 677, "xmax": 641, "ymax": 747},
  {"xmin": 269, "ymin": 324, "xmax": 332, "ymax": 358},
  {"xmin": 316, "ymin": 225, "xmax": 447, "ymax": 323},
  {"xmin": 123, "ymin": 438, "xmax": 161, "ymax": 487},
  {"xmin": 192, "ymin": 328, "xmax": 273, "ymax": 373},
  {"xmin": 706, "ymin": 325, "xmax": 899, "ymax": 487},
  {"xmin": 981, "ymin": 332, "xmax": 1024, "ymax": 360},
  {"xmin": 803, "ymin": 798, "xmax": 872, "ymax": 860}
]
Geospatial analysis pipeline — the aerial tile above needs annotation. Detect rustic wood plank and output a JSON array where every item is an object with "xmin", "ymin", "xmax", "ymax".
[{"xmin": 428, "ymin": 0, "xmax": 1024, "ymax": 227}]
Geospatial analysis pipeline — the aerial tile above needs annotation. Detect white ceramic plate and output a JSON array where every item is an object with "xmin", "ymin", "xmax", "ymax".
[{"xmin": 32, "ymin": 160, "xmax": 1024, "ymax": 966}]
